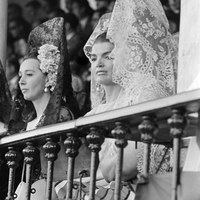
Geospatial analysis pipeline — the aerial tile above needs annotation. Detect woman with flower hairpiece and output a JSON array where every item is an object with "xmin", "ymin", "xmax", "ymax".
[
  {"xmin": 10, "ymin": 17, "xmax": 91, "ymax": 200},
  {"xmin": 82, "ymin": 0, "xmax": 178, "ymax": 199}
]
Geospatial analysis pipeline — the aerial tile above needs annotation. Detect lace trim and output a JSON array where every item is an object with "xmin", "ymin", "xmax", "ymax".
[
  {"xmin": 137, "ymin": 142, "xmax": 172, "ymax": 174},
  {"xmin": 83, "ymin": 0, "xmax": 177, "ymax": 109}
]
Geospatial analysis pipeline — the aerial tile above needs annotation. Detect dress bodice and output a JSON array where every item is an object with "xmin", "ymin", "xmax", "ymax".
[
  {"xmin": 87, "ymin": 102, "xmax": 172, "ymax": 176},
  {"xmin": 137, "ymin": 143, "xmax": 172, "ymax": 174},
  {"xmin": 25, "ymin": 106, "xmax": 91, "ymax": 181}
]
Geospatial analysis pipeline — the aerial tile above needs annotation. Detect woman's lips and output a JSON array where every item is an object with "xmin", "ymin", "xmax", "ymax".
[
  {"xmin": 96, "ymin": 71, "xmax": 107, "ymax": 75},
  {"xmin": 21, "ymin": 89, "xmax": 28, "ymax": 93}
]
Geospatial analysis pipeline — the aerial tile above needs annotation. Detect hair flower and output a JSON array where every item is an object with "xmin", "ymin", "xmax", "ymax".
[{"xmin": 37, "ymin": 44, "xmax": 60, "ymax": 91}]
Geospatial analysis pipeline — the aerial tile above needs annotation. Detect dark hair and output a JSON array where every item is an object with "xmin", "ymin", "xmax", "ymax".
[
  {"xmin": 64, "ymin": 13, "xmax": 79, "ymax": 30},
  {"xmin": 72, "ymin": 0, "xmax": 93, "ymax": 16},
  {"xmin": 7, "ymin": 57, "xmax": 20, "ymax": 73},
  {"xmin": 61, "ymin": 28, "xmax": 80, "ymax": 118},
  {"xmin": 42, "ymin": 0, "xmax": 59, "ymax": 10},
  {"xmin": 8, "ymin": 3, "xmax": 23, "ymax": 19},
  {"xmin": 23, "ymin": 51, "xmax": 38, "ymax": 61},
  {"xmin": 8, "ymin": 17, "xmax": 31, "ymax": 40},
  {"xmin": 95, "ymin": 32, "xmax": 111, "ymax": 44},
  {"xmin": 26, "ymin": 0, "xmax": 41, "ymax": 9},
  {"xmin": 48, "ymin": 8, "xmax": 66, "ymax": 19},
  {"xmin": 0, "ymin": 61, "xmax": 12, "ymax": 124},
  {"xmin": 165, "ymin": 10, "xmax": 180, "ymax": 32}
]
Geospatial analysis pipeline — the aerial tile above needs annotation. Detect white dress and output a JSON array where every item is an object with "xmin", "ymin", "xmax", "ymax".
[{"xmin": 183, "ymin": 136, "xmax": 200, "ymax": 171}]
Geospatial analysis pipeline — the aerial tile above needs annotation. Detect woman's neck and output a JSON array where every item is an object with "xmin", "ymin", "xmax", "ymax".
[
  {"xmin": 32, "ymin": 93, "xmax": 51, "ymax": 118},
  {"xmin": 104, "ymin": 84, "xmax": 122, "ymax": 103}
]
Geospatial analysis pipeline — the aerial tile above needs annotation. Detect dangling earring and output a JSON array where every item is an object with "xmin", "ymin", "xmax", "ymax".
[
  {"xmin": 44, "ymin": 87, "xmax": 48, "ymax": 92},
  {"xmin": 96, "ymin": 83, "xmax": 101, "ymax": 92}
]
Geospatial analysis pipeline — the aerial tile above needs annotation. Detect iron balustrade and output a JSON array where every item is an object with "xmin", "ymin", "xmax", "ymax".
[{"xmin": 0, "ymin": 89, "xmax": 200, "ymax": 200}]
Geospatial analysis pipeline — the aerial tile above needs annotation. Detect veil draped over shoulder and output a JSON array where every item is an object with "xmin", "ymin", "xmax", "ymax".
[
  {"xmin": 26, "ymin": 17, "xmax": 74, "ymax": 127},
  {"xmin": 11, "ymin": 17, "xmax": 77, "ymax": 131},
  {"xmin": 84, "ymin": 0, "xmax": 178, "ymax": 109}
]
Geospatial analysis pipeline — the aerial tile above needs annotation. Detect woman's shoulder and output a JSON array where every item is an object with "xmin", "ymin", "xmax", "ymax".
[
  {"xmin": 58, "ymin": 106, "xmax": 74, "ymax": 122},
  {"xmin": 84, "ymin": 107, "xmax": 98, "ymax": 116}
]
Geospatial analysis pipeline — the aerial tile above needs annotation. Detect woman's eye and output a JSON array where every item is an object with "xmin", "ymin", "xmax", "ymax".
[
  {"xmin": 26, "ymin": 73, "xmax": 33, "ymax": 76},
  {"xmin": 26, "ymin": 72, "xmax": 33, "ymax": 76},
  {"xmin": 90, "ymin": 57, "xmax": 96, "ymax": 62},
  {"xmin": 105, "ymin": 55, "xmax": 113, "ymax": 60}
]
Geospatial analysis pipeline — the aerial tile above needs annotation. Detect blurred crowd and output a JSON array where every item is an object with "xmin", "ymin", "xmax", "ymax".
[{"xmin": 6, "ymin": 0, "xmax": 180, "ymax": 116}]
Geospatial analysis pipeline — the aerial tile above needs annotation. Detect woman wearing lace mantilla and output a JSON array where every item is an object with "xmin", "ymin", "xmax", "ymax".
[
  {"xmin": 84, "ymin": 0, "xmax": 177, "ymax": 198},
  {"xmin": 12, "ymin": 17, "xmax": 91, "ymax": 200}
]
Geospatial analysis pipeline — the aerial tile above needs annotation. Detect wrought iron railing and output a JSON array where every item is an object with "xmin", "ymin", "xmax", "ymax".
[{"xmin": 0, "ymin": 89, "xmax": 200, "ymax": 200}]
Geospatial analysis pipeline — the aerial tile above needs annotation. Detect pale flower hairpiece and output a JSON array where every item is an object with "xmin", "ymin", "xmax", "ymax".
[{"xmin": 37, "ymin": 44, "xmax": 60, "ymax": 91}]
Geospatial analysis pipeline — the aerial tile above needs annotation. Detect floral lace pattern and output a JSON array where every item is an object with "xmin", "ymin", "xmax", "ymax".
[
  {"xmin": 137, "ymin": 143, "xmax": 172, "ymax": 174},
  {"xmin": 84, "ymin": 0, "xmax": 177, "ymax": 108},
  {"xmin": 107, "ymin": 0, "xmax": 177, "ymax": 105}
]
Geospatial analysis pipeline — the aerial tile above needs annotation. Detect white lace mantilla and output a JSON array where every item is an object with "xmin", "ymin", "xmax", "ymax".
[
  {"xmin": 137, "ymin": 143, "xmax": 173, "ymax": 174},
  {"xmin": 84, "ymin": 0, "xmax": 177, "ymax": 108},
  {"xmin": 107, "ymin": 0, "xmax": 177, "ymax": 105}
]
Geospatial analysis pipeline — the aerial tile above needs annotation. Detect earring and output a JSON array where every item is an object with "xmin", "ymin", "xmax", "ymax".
[
  {"xmin": 96, "ymin": 83, "xmax": 101, "ymax": 92},
  {"xmin": 44, "ymin": 87, "xmax": 48, "ymax": 92}
]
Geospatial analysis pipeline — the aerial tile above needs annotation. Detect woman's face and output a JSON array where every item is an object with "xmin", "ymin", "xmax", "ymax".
[
  {"xmin": 19, "ymin": 58, "xmax": 47, "ymax": 101},
  {"xmin": 90, "ymin": 41, "xmax": 114, "ymax": 86}
]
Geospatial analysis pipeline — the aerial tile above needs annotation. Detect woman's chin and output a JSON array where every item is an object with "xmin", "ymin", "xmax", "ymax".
[{"xmin": 23, "ymin": 94, "xmax": 31, "ymax": 101}]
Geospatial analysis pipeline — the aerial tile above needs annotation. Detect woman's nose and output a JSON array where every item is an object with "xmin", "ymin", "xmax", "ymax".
[
  {"xmin": 96, "ymin": 58, "xmax": 104, "ymax": 68},
  {"xmin": 19, "ymin": 75, "xmax": 25, "ymax": 85}
]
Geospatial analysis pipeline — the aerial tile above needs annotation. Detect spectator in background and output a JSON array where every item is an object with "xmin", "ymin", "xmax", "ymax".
[
  {"xmin": 160, "ymin": 0, "xmax": 180, "ymax": 33},
  {"xmin": 168, "ymin": 0, "xmax": 180, "ymax": 14},
  {"xmin": 69, "ymin": 0, "xmax": 94, "ymax": 88},
  {"xmin": 166, "ymin": 9, "xmax": 180, "ymax": 33},
  {"xmin": 63, "ymin": 13, "xmax": 89, "ymax": 115},
  {"xmin": 25, "ymin": 0, "xmax": 44, "ymax": 29},
  {"xmin": 65, "ymin": 0, "xmax": 72, "ymax": 13},
  {"xmin": 8, "ymin": 17, "xmax": 30, "ymax": 64},
  {"xmin": 47, "ymin": 8, "xmax": 66, "ymax": 19},
  {"xmin": 8, "ymin": 3, "xmax": 23, "ymax": 21},
  {"xmin": 64, "ymin": 13, "xmax": 83, "ymax": 61},
  {"xmin": 71, "ymin": 0, "xmax": 94, "ymax": 42},
  {"xmin": 7, "ymin": 34, "xmax": 15, "ymax": 60},
  {"xmin": 95, "ymin": 0, "xmax": 111, "ymax": 11},
  {"xmin": 8, "ymin": 17, "xmax": 30, "ymax": 41},
  {"xmin": 107, "ymin": 0, "xmax": 115, "ymax": 12},
  {"xmin": 0, "ymin": 60, "xmax": 12, "ymax": 134},
  {"xmin": 6, "ymin": 57, "xmax": 20, "ymax": 100},
  {"xmin": 41, "ymin": 0, "xmax": 59, "ymax": 18},
  {"xmin": 90, "ymin": 7, "xmax": 107, "ymax": 29}
]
